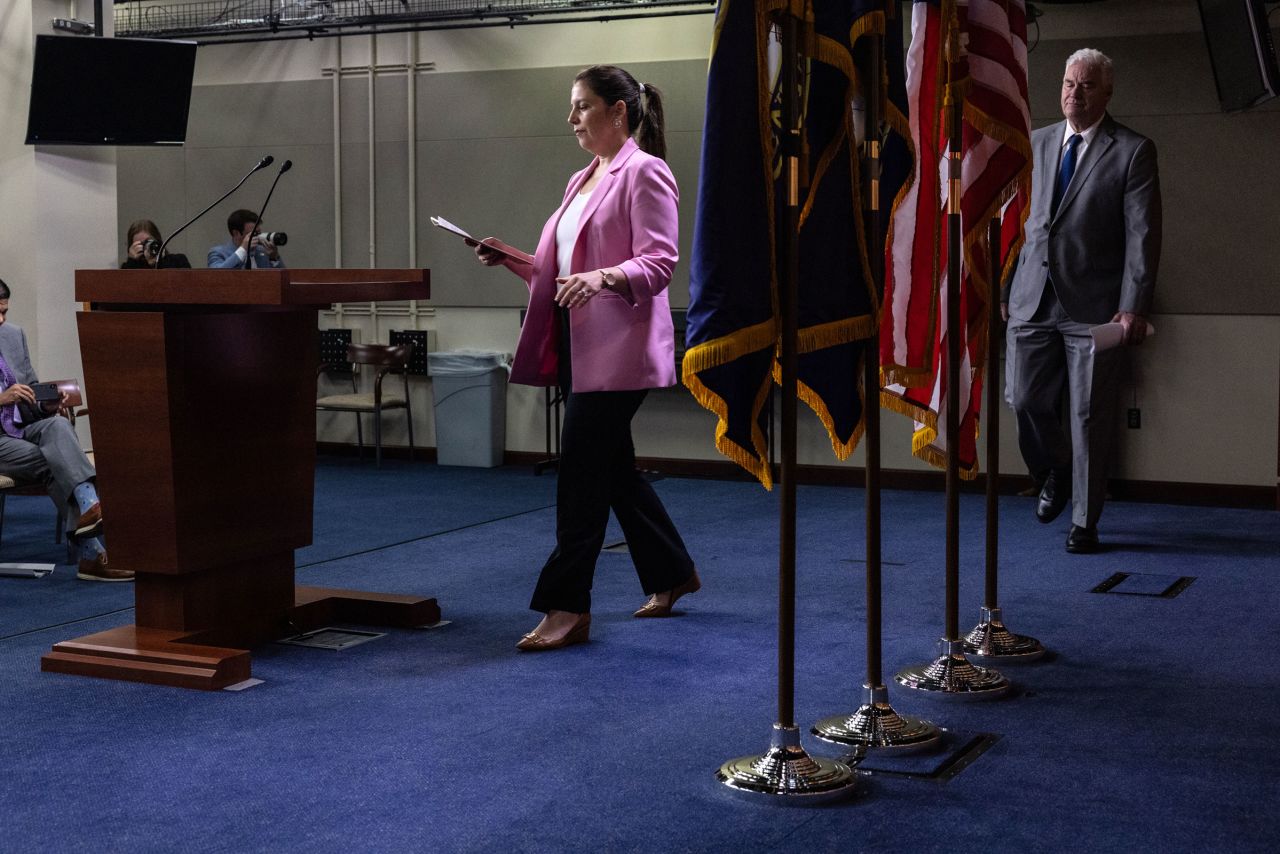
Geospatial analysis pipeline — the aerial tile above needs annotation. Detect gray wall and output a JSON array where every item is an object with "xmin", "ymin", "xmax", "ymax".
[
  {"xmin": 121, "ymin": 34, "xmax": 1280, "ymax": 316},
  {"xmin": 119, "ymin": 60, "xmax": 706, "ymax": 308},
  {"xmin": 114, "ymin": 17, "xmax": 1280, "ymax": 489}
]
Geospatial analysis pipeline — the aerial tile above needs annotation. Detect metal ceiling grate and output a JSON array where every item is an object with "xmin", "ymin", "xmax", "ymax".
[{"xmin": 114, "ymin": 0, "xmax": 715, "ymax": 42}]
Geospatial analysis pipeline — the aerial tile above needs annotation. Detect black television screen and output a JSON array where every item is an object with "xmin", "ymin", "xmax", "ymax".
[
  {"xmin": 1196, "ymin": 0, "xmax": 1280, "ymax": 111},
  {"xmin": 25, "ymin": 35, "xmax": 197, "ymax": 145}
]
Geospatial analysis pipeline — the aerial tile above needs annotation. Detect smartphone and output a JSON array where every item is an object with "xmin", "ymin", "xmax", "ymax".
[{"xmin": 31, "ymin": 382, "xmax": 61, "ymax": 402}]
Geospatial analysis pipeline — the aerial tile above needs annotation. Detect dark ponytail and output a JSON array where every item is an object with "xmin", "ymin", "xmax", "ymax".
[{"xmin": 574, "ymin": 65, "xmax": 667, "ymax": 161}]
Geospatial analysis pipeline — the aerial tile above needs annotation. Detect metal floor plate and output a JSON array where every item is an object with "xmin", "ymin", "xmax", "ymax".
[
  {"xmin": 852, "ymin": 730, "xmax": 1000, "ymax": 782},
  {"xmin": 275, "ymin": 627, "xmax": 385, "ymax": 650},
  {"xmin": 1091, "ymin": 572, "xmax": 1195, "ymax": 598}
]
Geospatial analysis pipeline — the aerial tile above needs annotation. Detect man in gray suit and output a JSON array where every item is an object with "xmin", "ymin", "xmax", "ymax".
[
  {"xmin": 0, "ymin": 279, "xmax": 131, "ymax": 581},
  {"xmin": 1003, "ymin": 48, "xmax": 1161, "ymax": 554}
]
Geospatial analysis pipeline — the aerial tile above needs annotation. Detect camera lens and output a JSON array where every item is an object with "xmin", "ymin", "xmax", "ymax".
[
  {"xmin": 263, "ymin": 231, "xmax": 288, "ymax": 246},
  {"xmin": 143, "ymin": 238, "xmax": 160, "ymax": 255}
]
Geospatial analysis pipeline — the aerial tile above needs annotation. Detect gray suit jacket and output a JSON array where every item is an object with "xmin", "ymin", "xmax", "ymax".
[
  {"xmin": 0, "ymin": 321, "xmax": 47, "ymax": 424},
  {"xmin": 1006, "ymin": 115, "xmax": 1162, "ymax": 325},
  {"xmin": 0, "ymin": 322, "xmax": 38, "ymax": 385}
]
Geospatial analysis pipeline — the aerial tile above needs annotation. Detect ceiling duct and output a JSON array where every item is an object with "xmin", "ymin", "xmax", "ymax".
[{"xmin": 113, "ymin": 0, "xmax": 716, "ymax": 43}]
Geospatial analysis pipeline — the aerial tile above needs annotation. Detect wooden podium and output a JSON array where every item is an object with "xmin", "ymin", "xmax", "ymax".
[{"xmin": 41, "ymin": 269, "xmax": 440, "ymax": 690}]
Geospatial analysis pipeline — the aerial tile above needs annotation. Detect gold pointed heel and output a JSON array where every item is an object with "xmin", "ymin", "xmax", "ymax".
[
  {"xmin": 634, "ymin": 570, "xmax": 702, "ymax": 619},
  {"xmin": 515, "ymin": 613, "xmax": 591, "ymax": 652}
]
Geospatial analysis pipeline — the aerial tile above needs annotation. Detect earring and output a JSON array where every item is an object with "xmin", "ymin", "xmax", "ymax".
[{"xmin": 613, "ymin": 119, "xmax": 622, "ymax": 128}]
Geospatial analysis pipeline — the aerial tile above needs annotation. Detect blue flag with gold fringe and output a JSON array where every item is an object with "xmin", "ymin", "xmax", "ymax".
[{"xmin": 683, "ymin": 0, "xmax": 895, "ymax": 488}]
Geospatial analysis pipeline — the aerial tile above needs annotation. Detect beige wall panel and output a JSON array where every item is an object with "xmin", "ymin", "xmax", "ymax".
[
  {"xmin": 117, "ymin": 147, "xmax": 188, "ymax": 260},
  {"xmin": 187, "ymin": 79, "xmax": 334, "ymax": 148}
]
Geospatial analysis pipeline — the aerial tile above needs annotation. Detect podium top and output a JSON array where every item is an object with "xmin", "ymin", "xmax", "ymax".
[{"xmin": 75, "ymin": 269, "xmax": 430, "ymax": 307}]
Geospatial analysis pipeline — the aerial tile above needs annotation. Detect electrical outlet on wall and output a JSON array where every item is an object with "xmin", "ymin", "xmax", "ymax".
[{"xmin": 1127, "ymin": 408, "xmax": 1141, "ymax": 429}]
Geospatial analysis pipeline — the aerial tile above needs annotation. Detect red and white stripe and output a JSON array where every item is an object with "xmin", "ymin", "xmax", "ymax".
[{"xmin": 881, "ymin": 0, "xmax": 1030, "ymax": 474}]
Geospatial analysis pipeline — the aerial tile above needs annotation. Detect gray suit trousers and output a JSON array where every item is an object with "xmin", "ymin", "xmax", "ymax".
[
  {"xmin": 1006, "ymin": 285, "xmax": 1122, "ymax": 529},
  {"xmin": 0, "ymin": 418, "xmax": 96, "ymax": 532}
]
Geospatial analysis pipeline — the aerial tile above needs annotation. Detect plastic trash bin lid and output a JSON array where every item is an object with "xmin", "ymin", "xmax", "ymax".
[{"xmin": 427, "ymin": 349, "xmax": 512, "ymax": 376}]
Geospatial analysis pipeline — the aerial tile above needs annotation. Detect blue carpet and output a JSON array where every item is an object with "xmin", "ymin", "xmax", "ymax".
[{"xmin": 1, "ymin": 459, "xmax": 1278, "ymax": 852}]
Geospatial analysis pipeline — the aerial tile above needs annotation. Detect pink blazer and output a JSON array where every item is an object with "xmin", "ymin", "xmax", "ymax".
[{"xmin": 508, "ymin": 138, "xmax": 679, "ymax": 392}]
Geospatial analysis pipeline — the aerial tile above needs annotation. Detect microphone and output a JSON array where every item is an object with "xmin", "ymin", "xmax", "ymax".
[
  {"xmin": 157, "ymin": 156, "xmax": 273, "ymax": 263},
  {"xmin": 246, "ymin": 159, "xmax": 293, "ymax": 266}
]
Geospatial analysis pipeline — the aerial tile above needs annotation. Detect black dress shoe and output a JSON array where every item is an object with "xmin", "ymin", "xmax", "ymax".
[
  {"xmin": 1035, "ymin": 470, "xmax": 1071, "ymax": 524},
  {"xmin": 1066, "ymin": 525, "xmax": 1100, "ymax": 554}
]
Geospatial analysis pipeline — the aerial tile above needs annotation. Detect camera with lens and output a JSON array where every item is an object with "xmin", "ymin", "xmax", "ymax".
[
  {"xmin": 143, "ymin": 238, "xmax": 160, "ymax": 257},
  {"xmin": 261, "ymin": 231, "xmax": 288, "ymax": 246}
]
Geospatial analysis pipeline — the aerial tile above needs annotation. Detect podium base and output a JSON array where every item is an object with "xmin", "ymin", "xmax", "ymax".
[{"xmin": 41, "ymin": 584, "xmax": 440, "ymax": 690}]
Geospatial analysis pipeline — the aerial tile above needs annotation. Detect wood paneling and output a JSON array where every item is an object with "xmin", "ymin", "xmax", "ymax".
[{"xmin": 45, "ymin": 269, "xmax": 441, "ymax": 690}]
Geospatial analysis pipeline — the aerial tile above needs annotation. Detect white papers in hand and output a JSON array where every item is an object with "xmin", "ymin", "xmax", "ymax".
[
  {"xmin": 430, "ymin": 216, "xmax": 474, "ymax": 241},
  {"xmin": 1089, "ymin": 321, "xmax": 1155, "ymax": 354}
]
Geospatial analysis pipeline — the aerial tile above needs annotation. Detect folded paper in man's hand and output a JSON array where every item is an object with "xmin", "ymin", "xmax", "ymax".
[{"xmin": 1089, "ymin": 321, "xmax": 1156, "ymax": 354}]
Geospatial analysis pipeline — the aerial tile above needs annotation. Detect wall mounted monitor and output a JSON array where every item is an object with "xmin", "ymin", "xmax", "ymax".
[
  {"xmin": 1195, "ymin": 0, "xmax": 1280, "ymax": 111},
  {"xmin": 25, "ymin": 35, "xmax": 197, "ymax": 145}
]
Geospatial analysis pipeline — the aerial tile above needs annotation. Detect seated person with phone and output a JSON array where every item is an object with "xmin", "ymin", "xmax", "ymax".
[{"xmin": 0, "ymin": 278, "xmax": 130, "ymax": 581}]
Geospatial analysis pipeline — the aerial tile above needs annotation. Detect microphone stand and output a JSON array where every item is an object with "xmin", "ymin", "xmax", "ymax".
[
  {"xmin": 157, "ymin": 155, "xmax": 273, "ymax": 264},
  {"xmin": 246, "ymin": 159, "xmax": 292, "ymax": 269}
]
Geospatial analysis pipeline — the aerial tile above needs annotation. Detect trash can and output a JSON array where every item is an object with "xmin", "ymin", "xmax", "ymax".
[{"xmin": 427, "ymin": 349, "xmax": 511, "ymax": 467}]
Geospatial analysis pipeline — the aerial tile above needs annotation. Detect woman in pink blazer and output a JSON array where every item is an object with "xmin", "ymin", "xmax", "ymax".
[{"xmin": 476, "ymin": 65, "xmax": 699, "ymax": 651}]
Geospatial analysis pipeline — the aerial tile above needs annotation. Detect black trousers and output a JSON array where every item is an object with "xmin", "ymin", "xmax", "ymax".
[{"xmin": 528, "ymin": 388, "xmax": 696, "ymax": 614}]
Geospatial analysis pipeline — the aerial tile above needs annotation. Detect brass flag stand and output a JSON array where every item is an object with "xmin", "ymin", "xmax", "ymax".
[
  {"xmin": 716, "ymin": 7, "xmax": 858, "ymax": 803},
  {"xmin": 963, "ymin": 218, "xmax": 1046, "ymax": 664},
  {"xmin": 813, "ymin": 1, "xmax": 940, "ymax": 751},
  {"xmin": 894, "ymin": 26, "xmax": 1010, "ymax": 701}
]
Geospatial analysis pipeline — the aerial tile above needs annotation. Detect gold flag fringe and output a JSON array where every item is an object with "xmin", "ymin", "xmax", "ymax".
[{"xmin": 683, "ymin": 360, "xmax": 775, "ymax": 490}]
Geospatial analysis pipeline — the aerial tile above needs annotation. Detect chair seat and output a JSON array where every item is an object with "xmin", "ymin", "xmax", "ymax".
[
  {"xmin": 317, "ymin": 340, "xmax": 415, "ymax": 466},
  {"xmin": 315, "ymin": 393, "xmax": 407, "ymax": 411},
  {"xmin": 0, "ymin": 475, "xmax": 18, "ymax": 490}
]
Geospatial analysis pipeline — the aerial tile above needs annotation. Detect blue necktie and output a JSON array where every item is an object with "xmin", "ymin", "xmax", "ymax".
[
  {"xmin": 0, "ymin": 352, "xmax": 25, "ymax": 439},
  {"xmin": 1051, "ymin": 133, "xmax": 1082, "ymax": 218}
]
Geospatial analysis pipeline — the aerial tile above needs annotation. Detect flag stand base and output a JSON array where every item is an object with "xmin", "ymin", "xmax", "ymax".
[
  {"xmin": 716, "ymin": 723, "xmax": 858, "ymax": 804},
  {"xmin": 895, "ymin": 638, "xmax": 1011, "ymax": 700},
  {"xmin": 812, "ymin": 683, "xmax": 941, "ymax": 753},
  {"xmin": 963, "ymin": 606, "xmax": 1046, "ymax": 663}
]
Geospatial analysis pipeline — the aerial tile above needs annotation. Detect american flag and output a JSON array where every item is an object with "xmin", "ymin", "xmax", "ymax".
[{"xmin": 878, "ymin": 0, "xmax": 1031, "ymax": 476}]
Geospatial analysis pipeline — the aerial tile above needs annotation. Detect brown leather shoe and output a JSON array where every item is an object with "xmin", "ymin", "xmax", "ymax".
[
  {"xmin": 515, "ymin": 613, "xmax": 590, "ymax": 651},
  {"xmin": 76, "ymin": 552, "xmax": 133, "ymax": 582},
  {"xmin": 634, "ymin": 570, "xmax": 702, "ymax": 618},
  {"xmin": 74, "ymin": 502, "xmax": 103, "ymax": 538}
]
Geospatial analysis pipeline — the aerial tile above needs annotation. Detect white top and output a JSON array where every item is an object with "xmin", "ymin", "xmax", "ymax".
[{"xmin": 555, "ymin": 189, "xmax": 592, "ymax": 279}]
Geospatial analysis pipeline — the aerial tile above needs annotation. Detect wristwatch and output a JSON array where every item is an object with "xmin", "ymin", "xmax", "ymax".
[{"xmin": 600, "ymin": 269, "xmax": 618, "ymax": 292}]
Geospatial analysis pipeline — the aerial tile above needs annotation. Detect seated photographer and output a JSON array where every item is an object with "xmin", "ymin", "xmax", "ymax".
[
  {"xmin": 120, "ymin": 219, "xmax": 191, "ymax": 270},
  {"xmin": 0, "ymin": 279, "xmax": 130, "ymax": 582},
  {"xmin": 207, "ymin": 209, "xmax": 286, "ymax": 270}
]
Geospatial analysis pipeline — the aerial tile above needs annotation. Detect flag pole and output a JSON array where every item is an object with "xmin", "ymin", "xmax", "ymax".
[
  {"xmin": 895, "ymin": 2, "xmax": 1009, "ymax": 699},
  {"xmin": 962, "ymin": 216, "xmax": 1046, "ymax": 663},
  {"xmin": 813, "ymin": 0, "xmax": 939, "ymax": 752},
  {"xmin": 717, "ymin": 4, "xmax": 857, "ymax": 803}
]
